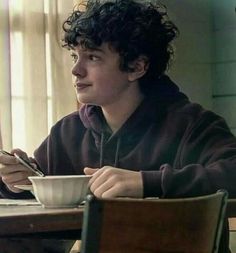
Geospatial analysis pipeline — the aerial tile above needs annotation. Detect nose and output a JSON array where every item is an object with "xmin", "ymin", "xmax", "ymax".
[{"xmin": 72, "ymin": 60, "xmax": 87, "ymax": 78}]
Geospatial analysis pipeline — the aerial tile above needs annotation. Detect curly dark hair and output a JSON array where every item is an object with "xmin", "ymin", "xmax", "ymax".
[{"xmin": 62, "ymin": 0, "xmax": 179, "ymax": 95}]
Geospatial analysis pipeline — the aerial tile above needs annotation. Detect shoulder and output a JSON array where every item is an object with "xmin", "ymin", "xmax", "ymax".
[
  {"xmin": 50, "ymin": 111, "xmax": 85, "ymax": 135},
  {"xmin": 172, "ymin": 101, "xmax": 223, "ymax": 122},
  {"xmin": 168, "ymin": 100, "xmax": 231, "ymax": 134}
]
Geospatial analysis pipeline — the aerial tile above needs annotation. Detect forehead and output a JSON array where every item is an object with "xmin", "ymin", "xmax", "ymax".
[{"xmin": 73, "ymin": 41, "xmax": 117, "ymax": 54}]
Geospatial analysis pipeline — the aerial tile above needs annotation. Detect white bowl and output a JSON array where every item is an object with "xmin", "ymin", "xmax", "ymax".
[{"xmin": 28, "ymin": 175, "xmax": 91, "ymax": 208}]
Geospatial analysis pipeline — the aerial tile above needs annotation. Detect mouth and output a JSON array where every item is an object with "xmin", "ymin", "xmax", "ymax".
[{"xmin": 74, "ymin": 83, "xmax": 91, "ymax": 91}]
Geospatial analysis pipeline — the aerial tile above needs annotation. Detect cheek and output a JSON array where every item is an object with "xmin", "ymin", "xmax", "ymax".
[
  {"xmin": 96, "ymin": 68, "xmax": 128, "ymax": 85},
  {"xmin": 90, "ymin": 66, "xmax": 129, "ymax": 96}
]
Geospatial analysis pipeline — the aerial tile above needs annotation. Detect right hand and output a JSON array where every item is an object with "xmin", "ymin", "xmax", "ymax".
[{"xmin": 0, "ymin": 149, "xmax": 36, "ymax": 193}]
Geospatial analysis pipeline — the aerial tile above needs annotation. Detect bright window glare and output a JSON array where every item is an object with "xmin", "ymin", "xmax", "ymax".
[
  {"xmin": 9, "ymin": 0, "xmax": 52, "ymax": 151},
  {"xmin": 11, "ymin": 99, "xmax": 26, "ymax": 149},
  {"xmin": 10, "ymin": 30, "xmax": 25, "ymax": 149},
  {"xmin": 9, "ymin": 0, "xmax": 22, "ymax": 12},
  {"xmin": 45, "ymin": 27, "xmax": 53, "ymax": 131},
  {"xmin": 44, "ymin": 0, "xmax": 49, "ymax": 14},
  {"xmin": 46, "ymin": 33, "xmax": 52, "ymax": 97},
  {"xmin": 10, "ymin": 32, "xmax": 23, "ymax": 96}
]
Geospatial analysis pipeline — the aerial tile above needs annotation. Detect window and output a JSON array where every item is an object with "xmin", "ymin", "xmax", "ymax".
[
  {"xmin": 9, "ymin": 0, "xmax": 52, "ymax": 151},
  {"xmin": 0, "ymin": 0, "xmax": 76, "ymax": 155}
]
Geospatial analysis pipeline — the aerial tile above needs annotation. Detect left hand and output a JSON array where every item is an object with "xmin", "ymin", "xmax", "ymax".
[{"xmin": 84, "ymin": 166, "xmax": 143, "ymax": 198}]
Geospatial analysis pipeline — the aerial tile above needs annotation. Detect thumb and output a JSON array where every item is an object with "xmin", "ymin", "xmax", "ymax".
[{"xmin": 84, "ymin": 167, "xmax": 99, "ymax": 175}]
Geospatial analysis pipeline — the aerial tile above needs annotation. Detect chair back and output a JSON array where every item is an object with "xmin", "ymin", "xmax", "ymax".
[{"xmin": 81, "ymin": 190, "xmax": 228, "ymax": 253}]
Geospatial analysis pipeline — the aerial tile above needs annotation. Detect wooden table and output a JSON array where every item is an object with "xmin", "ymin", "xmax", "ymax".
[
  {"xmin": 0, "ymin": 199, "xmax": 236, "ymax": 239},
  {"xmin": 0, "ymin": 204, "xmax": 84, "ymax": 239}
]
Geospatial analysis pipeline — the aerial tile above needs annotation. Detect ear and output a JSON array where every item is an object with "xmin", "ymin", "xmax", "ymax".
[{"xmin": 127, "ymin": 55, "xmax": 149, "ymax": 82}]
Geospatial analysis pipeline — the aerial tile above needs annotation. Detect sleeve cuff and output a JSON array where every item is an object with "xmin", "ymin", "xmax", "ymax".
[{"xmin": 141, "ymin": 170, "xmax": 163, "ymax": 198}]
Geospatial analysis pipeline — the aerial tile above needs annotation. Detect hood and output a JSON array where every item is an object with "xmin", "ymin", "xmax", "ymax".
[
  {"xmin": 79, "ymin": 75, "xmax": 187, "ymax": 134},
  {"xmin": 79, "ymin": 75, "xmax": 188, "ymax": 167}
]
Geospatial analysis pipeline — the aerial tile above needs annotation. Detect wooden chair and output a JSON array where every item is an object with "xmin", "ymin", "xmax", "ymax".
[{"xmin": 80, "ymin": 190, "xmax": 228, "ymax": 253}]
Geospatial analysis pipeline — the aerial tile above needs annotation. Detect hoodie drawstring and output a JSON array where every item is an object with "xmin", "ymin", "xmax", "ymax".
[
  {"xmin": 114, "ymin": 138, "xmax": 121, "ymax": 167},
  {"xmin": 99, "ymin": 133, "xmax": 105, "ymax": 168}
]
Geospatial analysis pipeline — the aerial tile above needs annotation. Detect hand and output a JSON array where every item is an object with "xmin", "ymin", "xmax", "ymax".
[
  {"xmin": 0, "ymin": 149, "xmax": 36, "ymax": 193},
  {"xmin": 84, "ymin": 166, "xmax": 143, "ymax": 198}
]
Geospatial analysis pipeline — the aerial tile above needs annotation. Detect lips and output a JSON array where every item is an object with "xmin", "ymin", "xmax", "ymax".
[{"xmin": 74, "ymin": 83, "xmax": 91, "ymax": 90}]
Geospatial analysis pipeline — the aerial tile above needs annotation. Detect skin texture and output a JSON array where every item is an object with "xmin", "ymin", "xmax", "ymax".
[{"xmin": 84, "ymin": 167, "xmax": 143, "ymax": 198}]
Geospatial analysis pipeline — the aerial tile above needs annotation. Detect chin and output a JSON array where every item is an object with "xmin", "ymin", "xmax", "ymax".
[{"xmin": 77, "ymin": 95, "xmax": 96, "ymax": 105}]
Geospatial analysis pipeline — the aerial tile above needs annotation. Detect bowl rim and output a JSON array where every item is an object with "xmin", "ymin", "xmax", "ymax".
[{"xmin": 28, "ymin": 175, "xmax": 92, "ymax": 180}]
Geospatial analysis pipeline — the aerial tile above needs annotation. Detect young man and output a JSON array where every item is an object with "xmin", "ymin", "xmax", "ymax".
[{"xmin": 0, "ymin": 0, "xmax": 236, "ymax": 252}]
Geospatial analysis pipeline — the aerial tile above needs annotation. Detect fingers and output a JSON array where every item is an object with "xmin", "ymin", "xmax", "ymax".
[
  {"xmin": 1, "ymin": 170, "xmax": 34, "ymax": 193},
  {"xmin": 1, "ymin": 167, "xmax": 35, "ymax": 184},
  {"xmin": 0, "ymin": 153, "xmax": 18, "ymax": 165},
  {"xmin": 86, "ymin": 167, "xmax": 108, "ymax": 186},
  {"xmin": 11, "ymin": 148, "xmax": 30, "ymax": 161},
  {"xmin": 0, "ymin": 149, "xmax": 33, "ymax": 193},
  {"xmin": 0, "ymin": 148, "xmax": 29, "ymax": 165},
  {"xmin": 92, "ymin": 176, "xmax": 123, "ymax": 198},
  {"xmin": 84, "ymin": 167, "xmax": 99, "ymax": 175},
  {"xmin": 89, "ymin": 170, "xmax": 116, "ymax": 195},
  {"xmin": 85, "ymin": 166, "xmax": 119, "ymax": 197},
  {"xmin": 86, "ymin": 166, "xmax": 143, "ymax": 199},
  {"xmin": 0, "ymin": 164, "xmax": 30, "ymax": 175}
]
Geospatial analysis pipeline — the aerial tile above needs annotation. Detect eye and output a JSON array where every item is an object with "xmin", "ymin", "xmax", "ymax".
[
  {"xmin": 88, "ymin": 54, "xmax": 100, "ymax": 61},
  {"xmin": 71, "ymin": 53, "xmax": 78, "ymax": 63}
]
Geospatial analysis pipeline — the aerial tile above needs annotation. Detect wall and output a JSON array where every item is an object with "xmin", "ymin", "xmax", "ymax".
[
  {"xmin": 163, "ymin": 0, "xmax": 213, "ymax": 110},
  {"xmin": 163, "ymin": 0, "xmax": 236, "ymax": 135},
  {"xmin": 211, "ymin": 0, "xmax": 236, "ymax": 135}
]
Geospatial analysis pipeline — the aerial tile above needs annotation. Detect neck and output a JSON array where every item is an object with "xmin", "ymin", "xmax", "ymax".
[{"xmin": 101, "ymin": 89, "xmax": 144, "ymax": 133}]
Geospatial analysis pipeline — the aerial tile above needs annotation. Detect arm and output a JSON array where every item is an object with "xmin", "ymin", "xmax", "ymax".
[{"xmin": 142, "ymin": 112, "xmax": 236, "ymax": 198}]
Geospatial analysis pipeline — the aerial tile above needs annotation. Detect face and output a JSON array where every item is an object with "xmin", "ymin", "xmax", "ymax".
[{"xmin": 71, "ymin": 43, "xmax": 140, "ymax": 107}]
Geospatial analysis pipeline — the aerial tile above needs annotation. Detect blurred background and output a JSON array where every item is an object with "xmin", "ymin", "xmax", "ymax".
[{"xmin": 0, "ymin": 0, "xmax": 77, "ymax": 154}]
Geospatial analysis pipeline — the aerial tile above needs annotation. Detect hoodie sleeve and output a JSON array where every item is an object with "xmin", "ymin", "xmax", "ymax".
[
  {"xmin": 33, "ymin": 125, "xmax": 66, "ymax": 175},
  {"xmin": 141, "ymin": 110, "xmax": 236, "ymax": 198},
  {"xmin": 0, "ymin": 178, "xmax": 33, "ymax": 199},
  {"xmin": 33, "ymin": 112, "xmax": 84, "ymax": 176}
]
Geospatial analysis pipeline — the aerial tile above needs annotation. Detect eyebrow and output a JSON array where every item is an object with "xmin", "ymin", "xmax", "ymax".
[
  {"xmin": 73, "ymin": 46, "xmax": 105, "ymax": 54},
  {"xmin": 86, "ymin": 47, "xmax": 105, "ymax": 54}
]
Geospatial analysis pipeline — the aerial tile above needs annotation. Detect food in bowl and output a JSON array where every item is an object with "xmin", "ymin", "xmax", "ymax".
[{"xmin": 28, "ymin": 175, "xmax": 91, "ymax": 208}]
